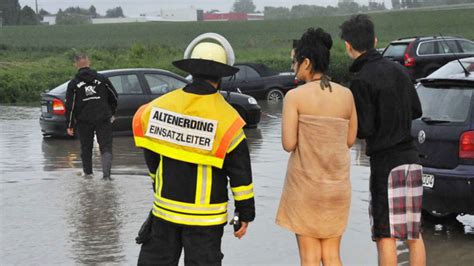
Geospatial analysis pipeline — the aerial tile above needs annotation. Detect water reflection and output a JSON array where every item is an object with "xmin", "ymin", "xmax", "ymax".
[
  {"xmin": 423, "ymin": 217, "xmax": 474, "ymax": 265},
  {"xmin": 68, "ymin": 179, "xmax": 125, "ymax": 264},
  {"xmin": 351, "ymin": 140, "xmax": 370, "ymax": 167},
  {"xmin": 41, "ymin": 136, "xmax": 146, "ymax": 175},
  {"xmin": 0, "ymin": 104, "xmax": 473, "ymax": 264},
  {"xmin": 41, "ymin": 138, "xmax": 81, "ymax": 171}
]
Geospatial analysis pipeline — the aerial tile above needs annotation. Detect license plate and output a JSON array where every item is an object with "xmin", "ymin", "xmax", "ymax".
[
  {"xmin": 41, "ymin": 105, "xmax": 48, "ymax": 113},
  {"xmin": 422, "ymin": 174, "xmax": 434, "ymax": 188}
]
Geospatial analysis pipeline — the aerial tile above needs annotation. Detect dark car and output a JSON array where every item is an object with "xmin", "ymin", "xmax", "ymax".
[
  {"xmin": 382, "ymin": 36, "xmax": 474, "ymax": 81},
  {"xmin": 40, "ymin": 68, "xmax": 261, "ymax": 137},
  {"xmin": 410, "ymin": 57, "xmax": 474, "ymax": 219},
  {"xmin": 220, "ymin": 63, "xmax": 299, "ymax": 103}
]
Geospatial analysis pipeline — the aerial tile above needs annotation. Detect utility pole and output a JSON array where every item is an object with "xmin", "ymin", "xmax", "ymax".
[{"xmin": 35, "ymin": 0, "xmax": 38, "ymax": 14}]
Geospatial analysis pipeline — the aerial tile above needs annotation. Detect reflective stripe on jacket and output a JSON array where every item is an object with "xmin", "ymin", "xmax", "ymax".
[
  {"xmin": 133, "ymin": 89, "xmax": 245, "ymax": 169},
  {"xmin": 135, "ymin": 87, "xmax": 254, "ymax": 226}
]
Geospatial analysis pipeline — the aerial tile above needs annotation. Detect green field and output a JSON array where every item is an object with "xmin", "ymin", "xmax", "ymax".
[{"xmin": 1, "ymin": 7, "xmax": 473, "ymax": 103}]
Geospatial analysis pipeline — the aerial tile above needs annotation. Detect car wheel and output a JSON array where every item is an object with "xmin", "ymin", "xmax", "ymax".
[
  {"xmin": 423, "ymin": 210, "xmax": 458, "ymax": 222},
  {"xmin": 266, "ymin": 88, "xmax": 284, "ymax": 103}
]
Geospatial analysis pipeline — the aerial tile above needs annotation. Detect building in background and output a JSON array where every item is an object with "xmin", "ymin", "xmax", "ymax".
[
  {"xmin": 92, "ymin": 17, "xmax": 146, "ymax": 24},
  {"xmin": 41, "ymin": 15, "xmax": 56, "ymax": 25},
  {"xmin": 203, "ymin": 12, "xmax": 248, "ymax": 21},
  {"xmin": 248, "ymin": 13, "xmax": 264, "ymax": 20}
]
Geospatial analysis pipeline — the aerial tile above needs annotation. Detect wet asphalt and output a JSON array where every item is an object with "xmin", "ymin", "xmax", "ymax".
[{"xmin": 0, "ymin": 104, "xmax": 473, "ymax": 265}]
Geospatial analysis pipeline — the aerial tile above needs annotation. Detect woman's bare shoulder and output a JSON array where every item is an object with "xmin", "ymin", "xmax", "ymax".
[
  {"xmin": 329, "ymin": 81, "xmax": 349, "ymax": 91},
  {"xmin": 330, "ymin": 82, "xmax": 353, "ymax": 97}
]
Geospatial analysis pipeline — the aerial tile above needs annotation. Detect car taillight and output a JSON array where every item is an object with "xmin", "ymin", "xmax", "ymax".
[
  {"xmin": 404, "ymin": 42, "xmax": 415, "ymax": 67},
  {"xmin": 459, "ymin": 131, "xmax": 474, "ymax": 159},
  {"xmin": 52, "ymin": 98, "xmax": 66, "ymax": 116}
]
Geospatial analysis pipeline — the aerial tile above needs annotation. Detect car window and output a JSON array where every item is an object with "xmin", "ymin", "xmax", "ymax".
[
  {"xmin": 438, "ymin": 40, "xmax": 461, "ymax": 54},
  {"xmin": 428, "ymin": 60, "xmax": 474, "ymax": 78},
  {"xmin": 383, "ymin": 43, "xmax": 408, "ymax": 57},
  {"xmin": 235, "ymin": 66, "xmax": 246, "ymax": 80},
  {"xmin": 145, "ymin": 74, "xmax": 187, "ymax": 94},
  {"xmin": 246, "ymin": 66, "xmax": 260, "ymax": 78},
  {"xmin": 109, "ymin": 74, "xmax": 142, "ymax": 94},
  {"xmin": 49, "ymin": 81, "xmax": 68, "ymax": 94},
  {"xmin": 459, "ymin": 40, "xmax": 474, "ymax": 53},
  {"xmin": 417, "ymin": 86, "xmax": 472, "ymax": 122},
  {"xmin": 222, "ymin": 66, "xmax": 245, "ymax": 81},
  {"xmin": 418, "ymin": 41, "xmax": 436, "ymax": 55}
]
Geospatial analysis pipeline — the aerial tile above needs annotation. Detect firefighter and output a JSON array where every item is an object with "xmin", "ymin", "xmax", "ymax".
[{"xmin": 133, "ymin": 33, "xmax": 255, "ymax": 266}]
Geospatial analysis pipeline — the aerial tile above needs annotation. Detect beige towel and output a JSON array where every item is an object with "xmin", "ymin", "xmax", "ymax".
[{"xmin": 276, "ymin": 115, "xmax": 351, "ymax": 238}]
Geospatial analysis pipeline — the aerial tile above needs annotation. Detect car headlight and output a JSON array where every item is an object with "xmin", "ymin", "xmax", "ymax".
[{"xmin": 248, "ymin": 97, "xmax": 258, "ymax": 105}]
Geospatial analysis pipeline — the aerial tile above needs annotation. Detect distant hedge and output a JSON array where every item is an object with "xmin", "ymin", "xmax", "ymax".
[{"xmin": 1, "ymin": 7, "xmax": 473, "ymax": 103}]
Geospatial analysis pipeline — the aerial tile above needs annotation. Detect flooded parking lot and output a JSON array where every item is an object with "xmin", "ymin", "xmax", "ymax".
[{"xmin": 1, "ymin": 103, "xmax": 473, "ymax": 265}]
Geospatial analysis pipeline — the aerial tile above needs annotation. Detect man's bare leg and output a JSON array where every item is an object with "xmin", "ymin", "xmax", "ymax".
[
  {"xmin": 376, "ymin": 237, "xmax": 397, "ymax": 266},
  {"xmin": 407, "ymin": 234, "xmax": 426, "ymax": 266}
]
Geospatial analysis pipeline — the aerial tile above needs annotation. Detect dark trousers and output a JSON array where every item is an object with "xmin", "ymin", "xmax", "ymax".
[
  {"xmin": 138, "ymin": 217, "xmax": 224, "ymax": 266},
  {"xmin": 77, "ymin": 119, "xmax": 113, "ymax": 176}
]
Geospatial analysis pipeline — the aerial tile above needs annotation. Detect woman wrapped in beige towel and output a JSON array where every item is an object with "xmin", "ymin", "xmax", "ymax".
[{"xmin": 276, "ymin": 27, "xmax": 358, "ymax": 266}]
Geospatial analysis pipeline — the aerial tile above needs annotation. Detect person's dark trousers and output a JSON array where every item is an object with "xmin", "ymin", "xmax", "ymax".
[
  {"xmin": 77, "ymin": 118, "xmax": 113, "ymax": 177},
  {"xmin": 138, "ymin": 217, "xmax": 224, "ymax": 266}
]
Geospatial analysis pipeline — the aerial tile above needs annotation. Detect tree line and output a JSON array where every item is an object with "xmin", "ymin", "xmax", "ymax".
[
  {"xmin": 264, "ymin": 0, "xmax": 474, "ymax": 20},
  {"xmin": 392, "ymin": 0, "xmax": 474, "ymax": 9},
  {"xmin": 0, "ymin": 0, "xmax": 125, "ymax": 26},
  {"xmin": 264, "ymin": 2, "xmax": 386, "ymax": 20}
]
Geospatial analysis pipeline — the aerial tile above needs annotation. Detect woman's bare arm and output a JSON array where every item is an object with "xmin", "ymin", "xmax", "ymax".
[
  {"xmin": 282, "ymin": 90, "xmax": 299, "ymax": 152},
  {"xmin": 347, "ymin": 94, "xmax": 358, "ymax": 148}
]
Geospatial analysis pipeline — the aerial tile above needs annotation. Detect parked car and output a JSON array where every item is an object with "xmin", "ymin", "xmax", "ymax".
[
  {"xmin": 410, "ymin": 57, "xmax": 474, "ymax": 219},
  {"xmin": 382, "ymin": 36, "xmax": 474, "ymax": 81},
  {"xmin": 220, "ymin": 63, "xmax": 299, "ymax": 103},
  {"xmin": 40, "ymin": 68, "xmax": 261, "ymax": 137}
]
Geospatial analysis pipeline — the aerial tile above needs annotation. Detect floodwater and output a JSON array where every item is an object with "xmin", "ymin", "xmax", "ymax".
[{"xmin": 0, "ymin": 103, "xmax": 473, "ymax": 265}]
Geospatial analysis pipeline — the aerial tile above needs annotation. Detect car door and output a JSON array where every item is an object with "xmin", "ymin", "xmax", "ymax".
[
  {"xmin": 107, "ymin": 73, "xmax": 149, "ymax": 132},
  {"xmin": 244, "ymin": 65, "xmax": 266, "ymax": 97},
  {"xmin": 143, "ymin": 72, "xmax": 188, "ymax": 101}
]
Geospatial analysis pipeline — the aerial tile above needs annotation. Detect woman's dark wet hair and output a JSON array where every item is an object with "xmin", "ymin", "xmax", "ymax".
[{"xmin": 294, "ymin": 27, "xmax": 333, "ymax": 90}]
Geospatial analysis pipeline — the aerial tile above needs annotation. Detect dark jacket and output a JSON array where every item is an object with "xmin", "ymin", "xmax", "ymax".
[
  {"xmin": 65, "ymin": 67, "xmax": 118, "ymax": 128},
  {"xmin": 349, "ymin": 49, "xmax": 422, "ymax": 156},
  {"xmin": 143, "ymin": 79, "xmax": 256, "ymax": 224}
]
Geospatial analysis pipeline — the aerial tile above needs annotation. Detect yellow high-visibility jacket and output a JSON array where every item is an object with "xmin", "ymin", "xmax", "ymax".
[{"xmin": 133, "ymin": 82, "xmax": 255, "ymax": 226}]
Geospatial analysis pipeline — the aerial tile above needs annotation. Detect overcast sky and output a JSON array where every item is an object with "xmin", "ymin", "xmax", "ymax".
[{"xmin": 19, "ymin": 0, "xmax": 393, "ymax": 16}]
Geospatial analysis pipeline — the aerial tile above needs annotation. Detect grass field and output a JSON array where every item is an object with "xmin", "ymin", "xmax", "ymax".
[{"xmin": 1, "ymin": 7, "xmax": 473, "ymax": 103}]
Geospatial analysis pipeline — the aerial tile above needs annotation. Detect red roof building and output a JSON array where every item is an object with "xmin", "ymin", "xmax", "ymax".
[{"xmin": 203, "ymin": 12, "xmax": 248, "ymax": 21}]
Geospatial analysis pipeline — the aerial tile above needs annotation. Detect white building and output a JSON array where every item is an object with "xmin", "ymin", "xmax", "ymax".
[
  {"xmin": 141, "ymin": 7, "xmax": 199, "ymax": 22},
  {"xmin": 92, "ymin": 17, "xmax": 147, "ymax": 24},
  {"xmin": 41, "ymin": 15, "xmax": 56, "ymax": 25},
  {"xmin": 160, "ymin": 8, "xmax": 198, "ymax": 21}
]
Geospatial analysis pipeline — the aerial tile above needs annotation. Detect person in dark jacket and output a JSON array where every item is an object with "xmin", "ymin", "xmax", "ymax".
[
  {"xmin": 340, "ymin": 15, "xmax": 426, "ymax": 265},
  {"xmin": 133, "ymin": 33, "xmax": 255, "ymax": 266},
  {"xmin": 65, "ymin": 54, "xmax": 118, "ymax": 180}
]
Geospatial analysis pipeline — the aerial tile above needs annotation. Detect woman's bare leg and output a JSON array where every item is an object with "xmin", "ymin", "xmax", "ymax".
[
  {"xmin": 296, "ymin": 234, "xmax": 322, "ymax": 266},
  {"xmin": 321, "ymin": 236, "xmax": 342, "ymax": 266}
]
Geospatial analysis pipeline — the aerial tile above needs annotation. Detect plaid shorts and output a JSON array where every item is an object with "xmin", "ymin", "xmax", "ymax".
[
  {"xmin": 369, "ymin": 150, "xmax": 423, "ymax": 241},
  {"xmin": 386, "ymin": 164, "xmax": 423, "ymax": 239}
]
